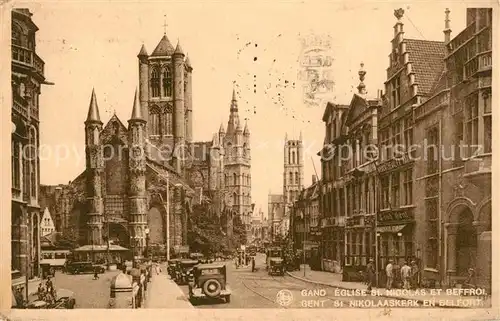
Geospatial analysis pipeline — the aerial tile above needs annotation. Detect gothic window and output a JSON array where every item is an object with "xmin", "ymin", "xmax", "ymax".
[
  {"xmin": 162, "ymin": 66, "xmax": 173, "ymax": 97},
  {"xmin": 151, "ymin": 68, "xmax": 161, "ymax": 98},
  {"xmin": 483, "ymin": 91, "xmax": 492, "ymax": 154},
  {"xmin": 426, "ymin": 126, "xmax": 439, "ymax": 174},
  {"xmin": 294, "ymin": 172, "xmax": 299, "ymax": 185},
  {"xmin": 149, "ymin": 106, "xmax": 160, "ymax": 136},
  {"xmin": 289, "ymin": 171, "xmax": 293, "ymax": 184},
  {"xmin": 162, "ymin": 106, "xmax": 173, "ymax": 135},
  {"xmin": 464, "ymin": 94, "xmax": 479, "ymax": 157},
  {"xmin": 233, "ymin": 173, "xmax": 237, "ymax": 186},
  {"xmin": 184, "ymin": 72, "xmax": 188, "ymax": 93},
  {"xmin": 391, "ymin": 76, "xmax": 401, "ymax": 109},
  {"xmin": 233, "ymin": 192, "xmax": 237, "ymax": 205},
  {"xmin": 292, "ymin": 151, "xmax": 296, "ymax": 164},
  {"xmin": 12, "ymin": 141, "xmax": 20, "ymax": 190},
  {"xmin": 224, "ymin": 174, "xmax": 228, "ymax": 187},
  {"xmin": 29, "ymin": 127, "xmax": 37, "ymax": 199},
  {"xmin": 390, "ymin": 172, "xmax": 400, "ymax": 207},
  {"xmin": 403, "ymin": 168, "xmax": 413, "ymax": 205}
]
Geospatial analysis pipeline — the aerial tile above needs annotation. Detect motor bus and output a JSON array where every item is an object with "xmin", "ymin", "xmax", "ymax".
[{"xmin": 40, "ymin": 250, "xmax": 71, "ymax": 269}]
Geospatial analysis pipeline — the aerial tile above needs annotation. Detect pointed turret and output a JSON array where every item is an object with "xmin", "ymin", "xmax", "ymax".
[
  {"xmin": 151, "ymin": 34, "xmax": 175, "ymax": 57},
  {"xmin": 129, "ymin": 88, "xmax": 144, "ymax": 121},
  {"xmin": 174, "ymin": 40, "xmax": 185, "ymax": 56},
  {"xmin": 232, "ymin": 87, "xmax": 237, "ymax": 102},
  {"xmin": 86, "ymin": 88, "xmax": 102, "ymax": 124},
  {"xmin": 226, "ymin": 87, "xmax": 240, "ymax": 135},
  {"xmin": 219, "ymin": 123, "xmax": 225, "ymax": 133},
  {"xmin": 185, "ymin": 54, "xmax": 192, "ymax": 69},
  {"xmin": 236, "ymin": 121, "xmax": 243, "ymax": 133},
  {"xmin": 243, "ymin": 121, "xmax": 250, "ymax": 136},
  {"xmin": 137, "ymin": 44, "xmax": 148, "ymax": 58}
]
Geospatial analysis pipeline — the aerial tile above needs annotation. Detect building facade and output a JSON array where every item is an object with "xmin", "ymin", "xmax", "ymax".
[
  {"xmin": 11, "ymin": 9, "xmax": 51, "ymax": 282},
  {"xmin": 291, "ymin": 175, "xmax": 320, "ymax": 253},
  {"xmin": 318, "ymin": 102, "xmax": 349, "ymax": 271},
  {"xmin": 40, "ymin": 208, "xmax": 56, "ymax": 236},
  {"xmin": 412, "ymin": 8, "xmax": 492, "ymax": 288}
]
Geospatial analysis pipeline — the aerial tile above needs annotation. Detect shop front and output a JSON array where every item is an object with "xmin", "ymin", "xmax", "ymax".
[
  {"xmin": 320, "ymin": 217, "xmax": 344, "ymax": 273},
  {"xmin": 376, "ymin": 208, "xmax": 415, "ymax": 285}
]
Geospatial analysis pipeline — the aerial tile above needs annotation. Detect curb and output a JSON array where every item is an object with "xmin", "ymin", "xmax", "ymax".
[{"xmin": 285, "ymin": 272, "xmax": 466, "ymax": 308}]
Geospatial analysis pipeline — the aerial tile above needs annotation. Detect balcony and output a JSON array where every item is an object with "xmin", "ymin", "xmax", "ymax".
[
  {"xmin": 11, "ymin": 44, "xmax": 45, "ymax": 79},
  {"xmin": 414, "ymin": 90, "xmax": 450, "ymax": 120},
  {"xmin": 476, "ymin": 51, "xmax": 492, "ymax": 76},
  {"xmin": 464, "ymin": 154, "xmax": 491, "ymax": 183},
  {"xmin": 448, "ymin": 22, "xmax": 476, "ymax": 53}
]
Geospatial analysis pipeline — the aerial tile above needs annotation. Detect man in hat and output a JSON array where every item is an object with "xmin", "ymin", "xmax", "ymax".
[
  {"xmin": 385, "ymin": 260, "xmax": 394, "ymax": 290},
  {"xmin": 366, "ymin": 258, "xmax": 376, "ymax": 291}
]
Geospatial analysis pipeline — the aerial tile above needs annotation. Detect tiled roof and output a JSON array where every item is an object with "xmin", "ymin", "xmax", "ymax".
[
  {"xmin": 151, "ymin": 35, "xmax": 175, "ymax": 57},
  {"xmin": 405, "ymin": 39, "xmax": 446, "ymax": 95}
]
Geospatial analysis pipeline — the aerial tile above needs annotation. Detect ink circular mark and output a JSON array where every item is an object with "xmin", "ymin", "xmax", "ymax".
[{"xmin": 253, "ymin": 57, "xmax": 258, "ymax": 61}]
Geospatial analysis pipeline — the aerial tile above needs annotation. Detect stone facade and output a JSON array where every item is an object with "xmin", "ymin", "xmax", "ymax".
[
  {"xmin": 11, "ymin": 9, "xmax": 50, "ymax": 280},
  {"xmin": 291, "ymin": 175, "xmax": 320, "ymax": 252}
]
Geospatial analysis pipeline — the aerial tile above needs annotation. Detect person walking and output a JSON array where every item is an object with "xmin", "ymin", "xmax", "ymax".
[
  {"xmin": 366, "ymin": 258, "xmax": 376, "ymax": 291},
  {"xmin": 400, "ymin": 261, "xmax": 411, "ymax": 290},
  {"xmin": 385, "ymin": 260, "xmax": 394, "ymax": 290},
  {"xmin": 251, "ymin": 256, "xmax": 256, "ymax": 272},
  {"xmin": 37, "ymin": 283, "xmax": 45, "ymax": 301},
  {"xmin": 93, "ymin": 266, "xmax": 100, "ymax": 280},
  {"xmin": 410, "ymin": 260, "xmax": 419, "ymax": 289}
]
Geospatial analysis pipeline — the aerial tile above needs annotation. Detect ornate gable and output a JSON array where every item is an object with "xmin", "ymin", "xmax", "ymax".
[
  {"xmin": 100, "ymin": 114, "xmax": 129, "ymax": 145},
  {"xmin": 345, "ymin": 93, "xmax": 368, "ymax": 126}
]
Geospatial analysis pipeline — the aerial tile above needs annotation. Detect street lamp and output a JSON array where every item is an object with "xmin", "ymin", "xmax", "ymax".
[
  {"xmin": 145, "ymin": 228, "xmax": 150, "ymax": 259},
  {"xmin": 375, "ymin": 232, "xmax": 380, "ymax": 288},
  {"xmin": 25, "ymin": 214, "xmax": 30, "ymax": 305}
]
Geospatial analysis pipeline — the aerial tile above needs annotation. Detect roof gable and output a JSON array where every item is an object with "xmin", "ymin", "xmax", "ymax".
[
  {"xmin": 151, "ymin": 35, "xmax": 175, "ymax": 57},
  {"xmin": 345, "ymin": 93, "xmax": 368, "ymax": 126},
  {"xmin": 100, "ymin": 114, "xmax": 129, "ymax": 145},
  {"xmin": 405, "ymin": 39, "xmax": 445, "ymax": 95}
]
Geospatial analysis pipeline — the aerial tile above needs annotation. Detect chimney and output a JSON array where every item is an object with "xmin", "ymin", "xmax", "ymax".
[
  {"xmin": 312, "ymin": 175, "xmax": 317, "ymax": 184},
  {"xmin": 444, "ymin": 8, "xmax": 451, "ymax": 43}
]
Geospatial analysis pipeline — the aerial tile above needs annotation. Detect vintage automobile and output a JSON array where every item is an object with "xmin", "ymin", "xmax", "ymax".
[
  {"xmin": 188, "ymin": 263, "xmax": 231, "ymax": 304},
  {"xmin": 174, "ymin": 259, "xmax": 200, "ymax": 285},
  {"xmin": 25, "ymin": 289, "xmax": 76, "ymax": 309},
  {"xmin": 167, "ymin": 258, "xmax": 181, "ymax": 278},
  {"xmin": 266, "ymin": 247, "xmax": 283, "ymax": 271},
  {"xmin": 268, "ymin": 257, "xmax": 285, "ymax": 276},
  {"xmin": 66, "ymin": 262, "xmax": 106, "ymax": 275}
]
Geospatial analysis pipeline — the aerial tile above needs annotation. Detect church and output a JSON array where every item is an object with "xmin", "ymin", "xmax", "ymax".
[{"xmin": 40, "ymin": 32, "xmax": 252, "ymax": 257}]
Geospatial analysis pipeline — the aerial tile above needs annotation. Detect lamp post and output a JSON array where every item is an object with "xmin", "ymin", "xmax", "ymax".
[
  {"xmin": 145, "ymin": 228, "xmax": 150, "ymax": 259},
  {"xmin": 397, "ymin": 232, "xmax": 402, "ymax": 264},
  {"xmin": 375, "ymin": 232, "xmax": 380, "ymax": 288},
  {"xmin": 25, "ymin": 214, "xmax": 30, "ymax": 305}
]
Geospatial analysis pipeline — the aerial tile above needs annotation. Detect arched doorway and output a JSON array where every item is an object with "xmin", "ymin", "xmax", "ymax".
[
  {"xmin": 108, "ymin": 222, "xmax": 129, "ymax": 247},
  {"xmin": 456, "ymin": 207, "xmax": 476, "ymax": 276}
]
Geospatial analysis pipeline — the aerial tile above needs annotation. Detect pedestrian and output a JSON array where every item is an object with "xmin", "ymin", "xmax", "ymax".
[
  {"xmin": 366, "ymin": 258, "xmax": 376, "ymax": 291},
  {"xmin": 251, "ymin": 257, "xmax": 255, "ymax": 272},
  {"xmin": 45, "ymin": 276, "xmax": 53, "ymax": 290},
  {"xmin": 400, "ymin": 261, "xmax": 411, "ymax": 290},
  {"xmin": 385, "ymin": 260, "xmax": 393, "ymax": 290},
  {"xmin": 37, "ymin": 283, "xmax": 45, "ymax": 301},
  {"xmin": 93, "ymin": 266, "xmax": 100, "ymax": 280},
  {"xmin": 14, "ymin": 287, "xmax": 25, "ymax": 308},
  {"xmin": 464, "ymin": 268, "xmax": 476, "ymax": 288},
  {"xmin": 410, "ymin": 260, "xmax": 419, "ymax": 289}
]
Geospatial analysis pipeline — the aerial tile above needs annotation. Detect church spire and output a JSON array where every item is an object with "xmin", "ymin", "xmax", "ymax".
[
  {"xmin": 243, "ymin": 120, "xmax": 250, "ymax": 136},
  {"xmin": 226, "ymin": 86, "xmax": 240, "ymax": 135},
  {"xmin": 129, "ymin": 88, "xmax": 144, "ymax": 121},
  {"xmin": 86, "ymin": 88, "xmax": 101, "ymax": 123}
]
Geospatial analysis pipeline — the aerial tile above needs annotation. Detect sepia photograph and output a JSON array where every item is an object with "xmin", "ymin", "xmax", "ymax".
[{"xmin": 1, "ymin": 0, "xmax": 498, "ymax": 319}]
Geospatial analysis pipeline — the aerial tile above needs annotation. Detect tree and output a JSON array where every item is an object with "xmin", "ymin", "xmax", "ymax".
[
  {"xmin": 232, "ymin": 215, "xmax": 247, "ymax": 247},
  {"xmin": 187, "ymin": 203, "xmax": 229, "ymax": 256}
]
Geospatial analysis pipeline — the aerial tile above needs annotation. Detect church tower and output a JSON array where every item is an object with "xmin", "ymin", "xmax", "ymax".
[
  {"xmin": 283, "ymin": 132, "xmax": 304, "ymax": 212},
  {"xmin": 223, "ymin": 88, "xmax": 252, "ymax": 220},
  {"xmin": 127, "ymin": 89, "xmax": 148, "ymax": 255},
  {"xmin": 137, "ymin": 28, "xmax": 192, "ymax": 173},
  {"xmin": 84, "ymin": 89, "xmax": 104, "ymax": 245}
]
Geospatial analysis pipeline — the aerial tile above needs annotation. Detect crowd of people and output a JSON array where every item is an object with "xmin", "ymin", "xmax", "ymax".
[{"xmin": 365, "ymin": 259, "xmax": 420, "ymax": 291}]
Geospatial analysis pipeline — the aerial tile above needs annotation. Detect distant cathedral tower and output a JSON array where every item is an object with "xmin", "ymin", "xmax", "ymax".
[
  {"xmin": 283, "ymin": 132, "xmax": 304, "ymax": 211},
  {"xmin": 137, "ymin": 31, "xmax": 193, "ymax": 173},
  {"xmin": 223, "ymin": 89, "xmax": 252, "ymax": 220}
]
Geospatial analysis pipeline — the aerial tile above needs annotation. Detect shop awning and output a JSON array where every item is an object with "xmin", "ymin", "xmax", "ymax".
[{"xmin": 376, "ymin": 224, "xmax": 407, "ymax": 233}]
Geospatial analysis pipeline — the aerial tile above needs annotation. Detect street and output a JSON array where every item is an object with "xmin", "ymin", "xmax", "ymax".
[{"xmin": 179, "ymin": 253, "xmax": 422, "ymax": 309}]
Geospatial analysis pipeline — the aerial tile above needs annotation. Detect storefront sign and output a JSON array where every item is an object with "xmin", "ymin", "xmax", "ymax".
[
  {"xmin": 377, "ymin": 154, "xmax": 412, "ymax": 173},
  {"xmin": 377, "ymin": 209, "xmax": 414, "ymax": 223}
]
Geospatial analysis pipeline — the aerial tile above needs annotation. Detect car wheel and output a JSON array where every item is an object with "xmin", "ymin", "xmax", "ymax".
[
  {"xmin": 202, "ymin": 279, "xmax": 222, "ymax": 298},
  {"xmin": 225, "ymin": 295, "xmax": 231, "ymax": 303}
]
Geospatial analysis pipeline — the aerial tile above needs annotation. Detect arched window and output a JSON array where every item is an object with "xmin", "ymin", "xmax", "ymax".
[
  {"xmin": 29, "ymin": 127, "xmax": 37, "ymax": 199},
  {"xmin": 163, "ymin": 66, "xmax": 172, "ymax": 97},
  {"xmin": 295, "ymin": 172, "xmax": 299, "ymax": 185},
  {"xmin": 149, "ymin": 106, "xmax": 160, "ymax": 136},
  {"xmin": 292, "ymin": 151, "xmax": 296, "ymax": 164},
  {"xmin": 162, "ymin": 106, "xmax": 173, "ymax": 135},
  {"xmin": 233, "ymin": 192, "xmax": 237, "ymax": 205},
  {"xmin": 289, "ymin": 171, "xmax": 293, "ymax": 184},
  {"xmin": 288, "ymin": 190, "xmax": 292, "ymax": 202},
  {"xmin": 224, "ymin": 174, "xmax": 228, "ymax": 187},
  {"xmin": 233, "ymin": 173, "xmax": 237, "ymax": 186},
  {"xmin": 151, "ymin": 68, "xmax": 160, "ymax": 97}
]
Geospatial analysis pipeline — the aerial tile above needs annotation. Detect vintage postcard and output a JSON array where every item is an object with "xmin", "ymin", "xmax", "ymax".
[{"xmin": 1, "ymin": 0, "xmax": 498, "ymax": 320}]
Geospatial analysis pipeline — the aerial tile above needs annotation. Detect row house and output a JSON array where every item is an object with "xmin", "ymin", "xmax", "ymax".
[
  {"xmin": 11, "ymin": 9, "xmax": 52, "ymax": 288},
  {"xmin": 291, "ymin": 175, "xmax": 320, "ymax": 257},
  {"xmin": 412, "ymin": 8, "xmax": 492, "ymax": 288},
  {"xmin": 317, "ymin": 102, "xmax": 348, "ymax": 272}
]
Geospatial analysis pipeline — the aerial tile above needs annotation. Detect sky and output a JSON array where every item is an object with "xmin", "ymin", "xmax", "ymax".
[{"xmin": 22, "ymin": 0, "xmax": 478, "ymax": 219}]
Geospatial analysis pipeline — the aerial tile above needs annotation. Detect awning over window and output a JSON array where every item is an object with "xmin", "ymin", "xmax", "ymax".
[{"xmin": 376, "ymin": 224, "xmax": 407, "ymax": 233}]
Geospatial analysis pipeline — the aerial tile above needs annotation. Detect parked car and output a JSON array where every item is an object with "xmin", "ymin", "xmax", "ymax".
[
  {"xmin": 66, "ymin": 262, "xmax": 105, "ymax": 275},
  {"xmin": 268, "ymin": 258, "xmax": 285, "ymax": 276},
  {"xmin": 188, "ymin": 263, "xmax": 231, "ymax": 304},
  {"xmin": 175, "ymin": 259, "xmax": 199, "ymax": 285}
]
